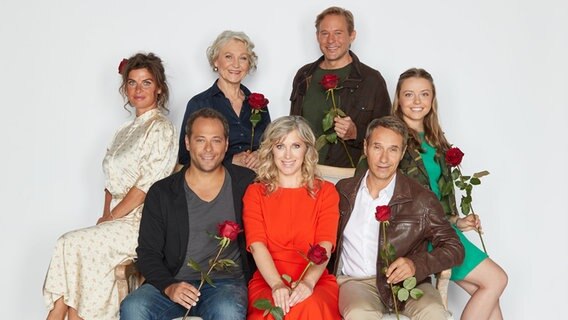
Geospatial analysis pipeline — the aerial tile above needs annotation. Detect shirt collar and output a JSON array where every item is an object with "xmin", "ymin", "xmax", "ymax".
[{"xmin": 359, "ymin": 170, "xmax": 397, "ymax": 200}]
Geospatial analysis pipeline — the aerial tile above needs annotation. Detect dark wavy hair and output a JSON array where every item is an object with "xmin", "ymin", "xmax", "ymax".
[{"xmin": 119, "ymin": 52, "xmax": 169, "ymax": 112}]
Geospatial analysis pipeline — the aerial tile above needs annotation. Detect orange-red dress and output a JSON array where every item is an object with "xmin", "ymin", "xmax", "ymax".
[{"xmin": 243, "ymin": 181, "xmax": 341, "ymax": 320}]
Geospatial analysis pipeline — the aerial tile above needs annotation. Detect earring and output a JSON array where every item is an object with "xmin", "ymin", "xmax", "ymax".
[{"xmin": 214, "ymin": 67, "xmax": 218, "ymax": 72}]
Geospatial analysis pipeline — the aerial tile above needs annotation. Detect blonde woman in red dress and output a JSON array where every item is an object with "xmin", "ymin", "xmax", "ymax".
[{"xmin": 243, "ymin": 116, "xmax": 341, "ymax": 319}]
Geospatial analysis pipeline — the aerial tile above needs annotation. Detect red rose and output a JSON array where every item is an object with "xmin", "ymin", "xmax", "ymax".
[
  {"xmin": 118, "ymin": 58, "xmax": 128, "ymax": 75},
  {"xmin": 248, "ymin": 93, "xmax": 269, "ymax": 110},
  {"xmin": 375, "ymin": 205, "xmax": 391, "ymax": 222},
  {"xmin": 217, "ymin": 220, "xmax": 241, "ymax": 241},
  {"xmin": 307, "ymin": 243, "xmax": 328, "ymax": 265},
  {"xmin": 445, "ymin": 147, "xmax": 465, "ymax": 167},
  {"xmin": 319, "ymin": 74, "xmax": 340, "ymax": 90}
]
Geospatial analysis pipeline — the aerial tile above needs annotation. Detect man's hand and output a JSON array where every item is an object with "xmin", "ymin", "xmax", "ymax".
[
  {"xmin": 456, "ymin": 214, "xmax": 482, "ymax": 232},
  {"xmin": 334, "ymin": 116, "xmax": 357, "ymax": 140},
  {"xmin": 386, "ymin": 257, "xmax": 416, "ymax": 284},
  {"xmin": 164, "ymin": 282, "xmax": 201, "ymax": 309}
]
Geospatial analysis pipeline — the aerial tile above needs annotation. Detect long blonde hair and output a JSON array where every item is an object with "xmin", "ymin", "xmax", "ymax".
[
  {"xmin": 392, "ymin": 68, "xmax": 451, "ymax": 154},
  {"xmin": 256, "ymin": 116, "xmax": 321, "ymax": 197}
]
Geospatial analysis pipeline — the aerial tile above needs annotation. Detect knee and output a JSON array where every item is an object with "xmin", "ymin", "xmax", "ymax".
[
  {"xmin": 120, "ymin": 291, "xmax": 153, "ymax": 320},
  {"xmin": 205, "ymin": 299, "xmax": 247, "ymax": 320},
  {"xmin": 412, "ymin": 303, "xmax": 448, "ymax": 320},
  {"xmin": 341, "ymin": 307, "xmax": 381, "ymax": 320},
  {"xmin": 494, "ymin": 268, "xmax": 508, "ymax": 293}
]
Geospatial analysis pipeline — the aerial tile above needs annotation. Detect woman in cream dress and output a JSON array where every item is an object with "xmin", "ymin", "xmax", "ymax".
[{"xmin": 43, "ymin": 53, "xmax": 177, "ymax": 320}]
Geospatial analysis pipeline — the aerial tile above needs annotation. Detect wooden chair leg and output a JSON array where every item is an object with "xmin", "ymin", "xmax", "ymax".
[{"xmin": 115, "ymin": 260, "xmax": 144, "ymax": 304}]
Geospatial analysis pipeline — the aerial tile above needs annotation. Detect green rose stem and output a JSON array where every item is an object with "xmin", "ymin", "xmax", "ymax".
[
  {"xmin": 469, "ymin": 204, "xmax": 488, "ymax": 254},
  {"xmin": 329, "ymin": 88, "xmax": 355, "ymax": 168},
  {"xmin": 292, "ymin": 261, "xmax": 314, "ymax": 289},
  {"xmin": 382, "ymin": 222, "xmax": 400, "ymax": 320},
  {"xmin": 250, "ymin": 126, "xmax": 255, "ymax": 151},
  {"xmin": 181, "ymin": 238, "xmax": 229, "ymax": 320}
]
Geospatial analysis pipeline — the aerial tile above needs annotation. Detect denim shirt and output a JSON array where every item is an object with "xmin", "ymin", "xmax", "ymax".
[{"xmin": 178, "ymin": 80, "xmax": 271, "ymax": 165}]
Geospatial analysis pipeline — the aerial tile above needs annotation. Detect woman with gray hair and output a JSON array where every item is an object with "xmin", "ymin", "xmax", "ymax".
[{"xmin": 178, "ymin": 30, "xmax": 271, "ymax": 170}]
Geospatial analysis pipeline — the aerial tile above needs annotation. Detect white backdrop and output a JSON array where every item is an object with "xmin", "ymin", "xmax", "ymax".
[{"xmin": 1, "ymin": 0, "xmax": 566, "ymax": 318}]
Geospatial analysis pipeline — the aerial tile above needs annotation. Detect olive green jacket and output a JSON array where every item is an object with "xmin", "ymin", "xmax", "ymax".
[{"xmin": 398, "ymin": 147, "xmax": 458, "ymax": 219}]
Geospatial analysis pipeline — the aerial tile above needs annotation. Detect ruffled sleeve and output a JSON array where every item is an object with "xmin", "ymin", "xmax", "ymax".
[{"xmin": 134, "ymin": 117, "xmax": 177, "ymax": 193}]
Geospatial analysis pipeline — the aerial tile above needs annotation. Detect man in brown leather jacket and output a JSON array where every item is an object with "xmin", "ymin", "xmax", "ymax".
[
  {"xmin": 332, "ymin": 116, "xmax": 464, "ymax": 319},
  {"xmin": 289, "ymin": 6, "xmax": 390, "ymax": 168}
]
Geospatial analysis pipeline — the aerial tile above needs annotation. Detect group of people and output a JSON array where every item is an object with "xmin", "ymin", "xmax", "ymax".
[{"xmin": 42, "ymin": 5, "xmax": 507, "ymax": 320}]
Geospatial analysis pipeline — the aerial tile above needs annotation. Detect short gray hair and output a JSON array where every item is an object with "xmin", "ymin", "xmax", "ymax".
[{"xmin": 206, "ymin": 30, "xmax": 258, "ymax": 71}]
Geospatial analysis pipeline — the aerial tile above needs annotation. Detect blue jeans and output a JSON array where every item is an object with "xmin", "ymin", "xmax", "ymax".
[{"xmin": 120, "ymin": 278, "xmax": 247, "ymax": 320}]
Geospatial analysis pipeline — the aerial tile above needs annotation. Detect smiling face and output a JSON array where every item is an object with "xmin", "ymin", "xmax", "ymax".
[
  {"xmin": 185, "ymin": 117, "xmax": 228, "ymax": 173},
  {"xmin": 272, "ymin": 130, "xmax": 307, "ymax": 183},
  {"xmin": 214, "ymin": 39, "xmax": 250, "ymax": 86},
  {"xmin": 126, "ymin": 68, "xmax": 161, "ymax": 116},
  {"xmin": 398, "ymin": 77, "xmax": 434, "ymax": 131},
  {"xmin": 364, "ymin": 126, "xmax": 405, "ymax": 190},
  {"xmin": 316, "ymin": 14, "xmax": 356, "ymax": 67}
]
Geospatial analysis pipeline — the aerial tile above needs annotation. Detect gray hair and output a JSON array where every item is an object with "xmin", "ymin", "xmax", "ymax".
[
  {"xmin": 206, "ymin": 30, "xmax": 258, "ymax": 72},
  {"xmin": 365, "ymin": 116, "xmax": 409, "ymax": 149}
]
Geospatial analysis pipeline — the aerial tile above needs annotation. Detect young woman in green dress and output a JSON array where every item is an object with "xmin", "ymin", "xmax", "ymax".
[{"xmin": 393, "ymin": 68, "xmax": 507, "ymax": 320}]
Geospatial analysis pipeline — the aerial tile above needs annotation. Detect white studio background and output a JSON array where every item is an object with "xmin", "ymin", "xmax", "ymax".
[{"xmin": 1, "ymin": 0, "xmax": 566, "ymax": 318}]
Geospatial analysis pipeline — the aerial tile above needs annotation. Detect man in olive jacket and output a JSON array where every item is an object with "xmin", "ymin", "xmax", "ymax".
[
  {"xmin": 332, "ymin": 116, "xmax": 464, "ymax": 319},
  {"xmin": 290, "ymin": 6, "xmax": 390, "ymax": 168}
]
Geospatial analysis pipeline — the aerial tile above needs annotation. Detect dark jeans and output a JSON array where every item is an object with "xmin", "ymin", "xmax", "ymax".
[{"xmin": 120, "ymin": 278, "xmax": 247, "ymax": 320}]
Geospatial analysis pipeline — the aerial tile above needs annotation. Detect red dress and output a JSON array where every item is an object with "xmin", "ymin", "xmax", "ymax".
[{"xmin": 243, "ymin": 181, "xmax": 341, "ymax": 320}]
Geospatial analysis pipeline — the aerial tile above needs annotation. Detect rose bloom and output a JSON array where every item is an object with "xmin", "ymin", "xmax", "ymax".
[
  {"xmin": 248, "ymin": 93, "xmax": 269, "ymax": 110},
  {"xmin": 217, "ymin": 220, "xmax": 241, "ymax": 241},
  {"xmin": 118, "ymin": 58, "xmax": 128, "ymax": 75},
  {"xmin": 320, "ymin": 74, "xmax": 340, "ymax": 90},
  {"xmin": 445, "ymin": 147, "xmax": 465, "ymax": 167},
  {"xmin": 375, "ymin": 205, "xmax": 391, "ymax": 222},
  {"xmin": 307, "ymin": 243, "xmax": 328, "ymax": 265}
]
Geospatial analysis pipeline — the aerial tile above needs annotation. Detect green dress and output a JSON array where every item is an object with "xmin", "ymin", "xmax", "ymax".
[{"xmin": 400, "ymin": 134, "xmax": 488, "ymax": 281}]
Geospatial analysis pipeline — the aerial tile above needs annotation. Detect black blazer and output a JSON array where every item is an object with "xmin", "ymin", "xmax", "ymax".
[{"xmin": 136, "ymin": 162, "xmax": 256, "ymax": 292}]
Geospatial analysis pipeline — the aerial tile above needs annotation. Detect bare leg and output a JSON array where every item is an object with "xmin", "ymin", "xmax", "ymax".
[
  {"xmin": 68, "ymin": 307, "xmax": 85, "ymax": 320},
  {"xmin": 46, "ymin": 297, "xmax": 68, "ymax": 320},
  {"xmin": 456, "ymin": 258, "xmax": 507, "ymax": 320}
]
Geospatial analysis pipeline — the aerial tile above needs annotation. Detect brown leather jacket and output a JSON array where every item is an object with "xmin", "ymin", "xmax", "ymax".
[
  {"xmin": 289, "ymin": 51, "xmax": 390, "ymax": 167},
  {"xmin": 332, "ymin": 172, "xmax": 464, "ymax": 311}
]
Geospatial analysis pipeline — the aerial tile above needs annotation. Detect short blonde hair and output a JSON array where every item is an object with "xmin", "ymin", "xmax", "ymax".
[
  {"xmin": 206, "ymin": 30, "xmax": 258, "ymax": 72},
  {"xmin": 256, "ymin": 116, "xmax": 321, "ymax": 197}
]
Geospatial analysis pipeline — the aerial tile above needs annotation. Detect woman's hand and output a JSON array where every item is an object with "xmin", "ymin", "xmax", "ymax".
[
  {"xmin": 456, "ymin": 214, "xmax": 482, "ymax": 232},
  {"xmin": 271, "ymin": 282, "xmax": 292, "ymax": 315},
  {"xmin": 96, "ymin": 215, "xmax": 112, "ymax": 225},
  {"xmin": 232, "ymin": 150, "xmax": 259, "ymax": 170},
  {"xmin": 289, "ymin": 279, "xmax": 314, "ymax": 307}
]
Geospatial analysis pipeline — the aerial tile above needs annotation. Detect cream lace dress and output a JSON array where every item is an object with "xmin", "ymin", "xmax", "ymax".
[{"xmin": 43, "ymin": 108, "xmax": 177, "ymax": 319}]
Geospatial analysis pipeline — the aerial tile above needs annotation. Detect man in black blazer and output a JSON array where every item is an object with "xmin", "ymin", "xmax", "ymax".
[{"xmin": 121, "ymin": 108, "xmax": 256, "ymax": 320}]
